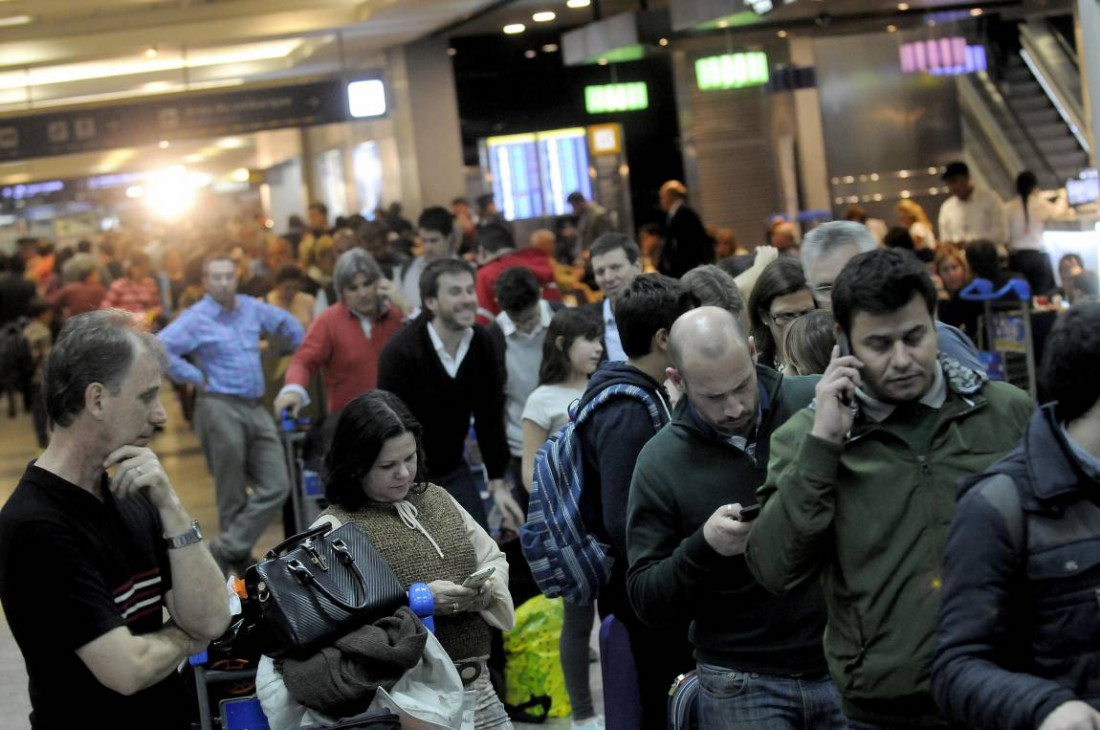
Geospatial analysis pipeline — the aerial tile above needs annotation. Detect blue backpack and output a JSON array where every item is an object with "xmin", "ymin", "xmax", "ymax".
[{"xmin": 520, "ymin": 383, "xmax": 666, "ymax": 604}]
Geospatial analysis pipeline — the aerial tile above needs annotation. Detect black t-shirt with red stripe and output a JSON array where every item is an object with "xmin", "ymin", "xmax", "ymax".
[{"xmin": 0, "ymin": 463, "xmax": 189, "ymax": 729}]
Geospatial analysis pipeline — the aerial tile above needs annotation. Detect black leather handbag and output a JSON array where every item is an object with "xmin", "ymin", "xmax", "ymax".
[{"xmin": 244, "ymin": 523, "xmax": 406, "ymax": 658}]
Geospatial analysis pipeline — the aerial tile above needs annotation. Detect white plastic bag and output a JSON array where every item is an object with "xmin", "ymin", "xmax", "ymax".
[{"xmin": 256, "ymin": 630, "xmax": 468, "ymax": 730}]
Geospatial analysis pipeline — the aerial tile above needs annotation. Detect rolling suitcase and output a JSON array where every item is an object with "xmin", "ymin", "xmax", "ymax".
[{"xmin": 667, "ymin": 670, "xmax": 699, "ymax": 730}]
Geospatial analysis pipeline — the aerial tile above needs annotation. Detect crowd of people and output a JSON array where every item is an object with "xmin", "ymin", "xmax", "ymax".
[{"xmin": 1, "ymin": 165, "xmax": 1099, "ymax": 730}]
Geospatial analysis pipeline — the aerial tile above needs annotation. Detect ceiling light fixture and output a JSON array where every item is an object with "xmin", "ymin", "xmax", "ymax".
[
  {"xmin": 525, "ymin": 50, "xmax": 537, "ymax": 58},
  {"xmin": 777, "ymin": 30, "xmax": 788, "ymax": 38},
  {"xmin": 447, "ymin": 47, "xmax": 457, "ymax": 56},
  {"xmin": 542, "ymin": 44, "xmax": 559, "ymax": 52},
  {"xmin": 969, "ymin": 7, "xmax": 983, "ymax": 16},
  {"xmin": 504, "ymin": 23, "xmax": 526, "ymax": 34},
  {"xmin": 0, "ymin": 14, "xmax": 33, "ymax": 27},
  {"xmin": 659, "ymin": 38, "xmax": 669, "ymax": 47},
  {"xmin": 887, "ymin": 24, "xmax": 898, "ymax": 32},
  {"xmin": 566, "ymin": 0, "xmax": 591, "ymax": 8},
  {"xmin": 897, "ymin": 2, "xmax": 910, "ymax": 9},
  {"xmin": 146, "ymin": 47, "xmax": 159, "ymax": 59},
  {"xmin": 158, "ymin": 140, "xmax": 170, "ymax": 149},
  {"xmin": 533, "ymin": 11, "xmax": 556, "ymax": 22}
]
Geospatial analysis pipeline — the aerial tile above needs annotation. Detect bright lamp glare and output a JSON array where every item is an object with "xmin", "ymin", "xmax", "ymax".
[
  {"xmin": 347, "ymin": 79, "xmax": 386, "ymax": 118},
  {"xmin": 144, "ymin": 166, "xmax": 194, "ymax": 220}
]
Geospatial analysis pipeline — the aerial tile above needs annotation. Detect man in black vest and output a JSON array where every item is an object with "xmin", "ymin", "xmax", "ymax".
[{"xmin": 933, "ymin": 302, "xmax": 1100, "ymax": 730}]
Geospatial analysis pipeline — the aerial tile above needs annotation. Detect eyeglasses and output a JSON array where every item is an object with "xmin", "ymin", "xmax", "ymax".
[
  {"xmin": 811, "ymin": 283, "xmax": 833, "ymax": 295},
  {"xmin": 768, "ymin": 308, "xmax": 815, "ymax": 326}
]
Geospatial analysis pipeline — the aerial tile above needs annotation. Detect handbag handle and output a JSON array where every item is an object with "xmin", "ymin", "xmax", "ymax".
[
  {"xmin": 266, "ymin": 524, "xmax": 331, "ymax": 559},
  {"xmin": 287, "ymin": 549, "xmax": 372, "ymax": 613}
]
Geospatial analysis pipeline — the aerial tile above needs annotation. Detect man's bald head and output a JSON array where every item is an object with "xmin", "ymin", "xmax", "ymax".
[
  {"xmin": 668, "ymin": 307, "xmax": 760, "ymax": 437},
  {"xmin": 669, "ymin": 306, "xmax": 748, "ymax": 376}
]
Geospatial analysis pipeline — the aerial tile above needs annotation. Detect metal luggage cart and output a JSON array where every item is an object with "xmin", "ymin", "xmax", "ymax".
[
  {"xmin": 279, "ymin": 414, "xmax": 325, "ymax": 537},
  {"xmin": 962, "ymin": 278, "xmax": 1038, "ymax": 398}
]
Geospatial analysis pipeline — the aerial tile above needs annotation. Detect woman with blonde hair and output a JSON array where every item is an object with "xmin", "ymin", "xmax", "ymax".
[{"xmin": 896, "ymin": 199, "xmax": 936, "ymax": 250}]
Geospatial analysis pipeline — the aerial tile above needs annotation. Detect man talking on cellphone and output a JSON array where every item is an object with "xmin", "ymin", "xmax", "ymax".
[
  {"xmin": 746, "ymin": 249, "xmax": 1032, "ymax": 728},
  {"xmin": 0, "ymin": 310, "xmax": 230, "ymax": 729},
  {"xmin": 627, "ymin": 306, "xmax": 845, "ymax": 728}
]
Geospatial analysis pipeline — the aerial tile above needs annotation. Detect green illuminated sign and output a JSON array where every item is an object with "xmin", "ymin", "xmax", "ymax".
[
  {"xmin": 584, "ymin": 82, "xmax": 649, "ymax": 114},
  {"xmin": 695, "ymin": 52, "xmax": 770, "ymax": 91}
]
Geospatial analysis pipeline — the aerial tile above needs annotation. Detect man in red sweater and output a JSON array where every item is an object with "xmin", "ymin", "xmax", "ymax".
[
  {"xmin": 474, "ymin": 222, "xmax": 560, "ymax": 324},
  {"xmin": 274, "ymin": 249, "xmax": 403, "ymax": 418}
]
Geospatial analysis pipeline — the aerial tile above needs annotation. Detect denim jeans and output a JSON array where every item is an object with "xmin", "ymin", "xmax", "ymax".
[{"xmin": 696, "ymin": 663, "xmax": 848, "ymax": 729}]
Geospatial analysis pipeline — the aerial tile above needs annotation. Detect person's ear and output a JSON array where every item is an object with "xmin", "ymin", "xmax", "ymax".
[
  {"xmin": 555, "ymin": 335, "xmax": 566, "ymax": 353},
  {"xmin": 654, "ymin": 327, "xmax": 670, "ymax": 352},
  {"xmin": 748, "ymin": 336, "xmax": 758, "ymax": 365},
  {"xmin": 85, "ymin": 382, "xmax": 107, "ymax": 421},
  {"xmin": 423, "ymin": 296, "xmax": 439, "ymax": 316}
]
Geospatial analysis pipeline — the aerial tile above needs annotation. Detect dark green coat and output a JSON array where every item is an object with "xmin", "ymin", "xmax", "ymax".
[{"xmin": 746, "ymin": 359, "xmax": 1034, "ymax": 726}]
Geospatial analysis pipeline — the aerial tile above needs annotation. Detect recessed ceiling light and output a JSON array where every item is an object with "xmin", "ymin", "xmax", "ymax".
[
  {"xmin": 542, "ymin": 44, "xmax": 559, "ymax": 53},
  {"xmin": 717, "ymin": 19, "xmax": 729, "ymax": 28},
  {"xmin": 504, "ymin": 23, "xmax": 526, "ymax": 34},
  {"xmin": 525, "ymin": 50, "xmax": 537, "ymax": 58},
  {"xmin": 897, "ymin": 2, "xmax": 910, "ymax": 9},
  {"xmin": 970, "ymin": 7, "xmax": 983, "ymax": 16},
  {"xmin": 566, "ymin": 0, "xmax": 591, "ymax": 8},
  {"xmin": 597, "ymin": 58, "xmax": 608, "ymax": 66},
  {"xmin": 658, "ymin": 38, "xmax": 669, "ymax": 47},
  {"xmin": 887, "ymin": 24, "xmax": 898, "ymax": 32},
  {"xmin": 447, "ymin": 47, "xmax": 457, "ymax": 56},
  {"xmin": 533, "ymin": 11, "xmax": 556, "ymax": 22},
  {"xmin": 158, "ymin": 140, "xmax": 170, "ymax": 149},
  {"xmin": 0, "ymin": 14, "xmax": 33, "ymax": 27},
  {"xmin": 145, "ymin": 47, "xmax": 159, "ymax": 59},
  {"xmin": 777, "ymin": 30, "xmax": 788, "ymax": 38}
]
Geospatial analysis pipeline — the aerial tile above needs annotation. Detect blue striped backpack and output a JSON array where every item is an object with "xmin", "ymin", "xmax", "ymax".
[{"xmin": 520, "ymin": 383, "xmax": 665, "ymax": 604}]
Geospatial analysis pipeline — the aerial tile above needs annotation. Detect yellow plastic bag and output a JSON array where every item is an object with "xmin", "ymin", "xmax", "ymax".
[{"xmin": 503, "ymin": 595, "xmax": 572, "ymax": 720}]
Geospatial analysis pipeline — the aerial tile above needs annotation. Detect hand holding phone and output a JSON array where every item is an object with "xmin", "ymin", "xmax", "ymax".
[
  {"xmin": 462, "ymin": 566, "xmax": 496, "ymax": 590},
  {"xmin": 737, "ymin": 504, "xmax": 761, "ymax": 522},
  {"xmin": 810, "ymin": 337, "xmax": 863, "ymax": 444}
]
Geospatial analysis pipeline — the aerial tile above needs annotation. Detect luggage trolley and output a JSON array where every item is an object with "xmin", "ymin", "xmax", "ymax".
[
  {"xmin": 960, "ymin": 278, "xmax": 1037, "ymax": 398},
  {"xmin": 278, "ymin": 412, "xmax": 325, "ymax": 537}
]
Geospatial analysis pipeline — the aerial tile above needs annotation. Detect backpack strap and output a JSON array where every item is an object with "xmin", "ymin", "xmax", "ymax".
[{"xmin": 572, "ymin": 384, "xmax": 665, "ymax": 431}]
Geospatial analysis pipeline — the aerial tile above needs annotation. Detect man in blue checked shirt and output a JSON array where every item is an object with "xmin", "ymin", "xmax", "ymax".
[{"xmin": 159, "ymin": 253, "xmax": 304, "ymax": 576}]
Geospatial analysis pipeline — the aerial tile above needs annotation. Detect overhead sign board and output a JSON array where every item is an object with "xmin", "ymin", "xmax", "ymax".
[{"xmin": 0, "ymin": 78, "xmax": 354, "ymax": 163}]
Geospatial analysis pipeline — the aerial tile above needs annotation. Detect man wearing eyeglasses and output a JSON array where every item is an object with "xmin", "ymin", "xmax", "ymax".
[{"xmin": 801, "ymin": 222, "xmax": 983, "ymax": 371}]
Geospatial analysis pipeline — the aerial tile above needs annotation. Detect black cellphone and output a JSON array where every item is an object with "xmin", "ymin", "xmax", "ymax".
[
  {"xmin": 836, "ymin": 332, "xmax": 854, "ymax": 407},
  {"xmin": 738, "ymin": 504, "xmax": 761, "ymax": 522}
]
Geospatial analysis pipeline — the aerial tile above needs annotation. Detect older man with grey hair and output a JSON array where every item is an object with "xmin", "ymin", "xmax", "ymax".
[
  {"xmin": 275, "ymin": 248, "xmax": 405, "ymax": 418},
  {"xmin": 0, "ymin": 310, "xmax": 230, "ymax": 728},
  {"xmin": 801, "ymin": 221, "xmax": 982, "ymax": 370}
]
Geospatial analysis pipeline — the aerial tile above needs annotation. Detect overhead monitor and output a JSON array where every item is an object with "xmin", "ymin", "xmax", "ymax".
[{"xmin": 1067, "ymin": 170, "xmax": 1099, "ymax": 206}]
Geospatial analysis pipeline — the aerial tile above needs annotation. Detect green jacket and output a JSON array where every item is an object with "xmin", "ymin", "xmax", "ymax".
[{"xmin": 745, "ymin": 359, "xmax": 1034, "ymax": 727}]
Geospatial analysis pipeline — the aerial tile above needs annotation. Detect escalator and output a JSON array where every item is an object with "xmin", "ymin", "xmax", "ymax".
[{"xmin": 961, "ymin": 16, "xmax": 1089, "ymax": 193}]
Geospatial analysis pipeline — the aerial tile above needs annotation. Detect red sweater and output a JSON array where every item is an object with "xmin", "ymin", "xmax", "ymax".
[
  {"xmin": 284, "ymin": 301, "xmax": 404, "ymax": 413},
  {"xmin": 476, "ymin": 247, "xmax": 561, "ymax": 324}
]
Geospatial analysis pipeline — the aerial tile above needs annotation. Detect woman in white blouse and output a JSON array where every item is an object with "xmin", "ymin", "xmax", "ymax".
[
  {"xmin": 1005, "ymin": 170, "xmax": 1062, "ymax": 295},
  {"xmin": 520, "ymin": 306, "xmax": 605, "ymax": 730}
]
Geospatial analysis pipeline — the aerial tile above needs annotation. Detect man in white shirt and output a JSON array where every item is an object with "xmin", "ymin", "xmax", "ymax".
[
  {"xmin": 937, "ymin": 161, "xmax": 1009, "ymax": 246},
  {"xmin": 589, "ymin": 233, "xmax": 644, "ymax": 363},
  {"xmin": 377, "ymin": 259, "xmax": 522, "ymax": 531}
]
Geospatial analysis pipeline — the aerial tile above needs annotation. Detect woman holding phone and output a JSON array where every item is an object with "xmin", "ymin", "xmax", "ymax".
[{"xmin": 315, "ymin": 390, "xmax": 515, "ymax": 728}]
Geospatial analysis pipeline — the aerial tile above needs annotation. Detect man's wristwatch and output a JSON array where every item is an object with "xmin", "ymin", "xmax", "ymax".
[{"xmin": 164, "ymin": 520, "xmax": 203, "ymax": 550}]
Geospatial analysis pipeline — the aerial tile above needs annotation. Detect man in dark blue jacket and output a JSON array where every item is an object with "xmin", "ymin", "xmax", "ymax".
[
  {"xmin": 578, "ymin": 273, "xmax": 697, "ymax": 728},
  {"xmin": 933, "ymin": 302, "xmax": 1100, "ymax": 730}
]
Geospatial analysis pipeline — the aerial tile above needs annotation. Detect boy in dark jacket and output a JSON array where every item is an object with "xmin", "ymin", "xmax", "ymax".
[
  {"xmin": 577, "ymin": 274, "xmax": 696, "ymax": 728},
  {"xmin": 627, "ymin": 306, "xmax": 844, "ymax": 728},
  {"xmin": 933, "ymin": 303, "xmax": 1100, "ymax": 730}
]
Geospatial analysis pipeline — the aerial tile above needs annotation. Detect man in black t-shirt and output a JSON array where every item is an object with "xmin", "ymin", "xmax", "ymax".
[{"xmin": 0, "ymin": 310, "xmax": 231, "ymax": 729}]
